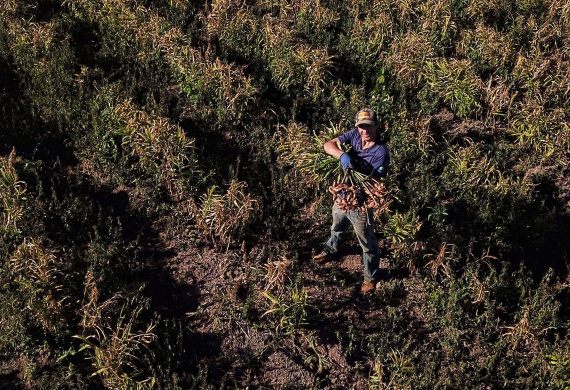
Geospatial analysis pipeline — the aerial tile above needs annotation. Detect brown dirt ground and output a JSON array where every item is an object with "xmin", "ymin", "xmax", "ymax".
[{"xmin": 141, "ymin": 222, "xmax": 412, "ymax": 389}]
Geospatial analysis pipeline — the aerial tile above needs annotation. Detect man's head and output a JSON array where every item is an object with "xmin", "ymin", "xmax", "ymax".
[{"xmin": 355, "ymin": 108, "xmax": 378, "ymax": 142}]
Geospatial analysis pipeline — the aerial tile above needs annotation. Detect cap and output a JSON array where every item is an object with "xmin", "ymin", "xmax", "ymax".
[{"xmin": 355, "ymin": 108, "xmax": 377, "ymax": 126}]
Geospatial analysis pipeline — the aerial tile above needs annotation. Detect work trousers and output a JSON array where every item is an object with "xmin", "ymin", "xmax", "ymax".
[{"xmin": 322, "ymin": 204, "xmax": 381, "ymax": 282}]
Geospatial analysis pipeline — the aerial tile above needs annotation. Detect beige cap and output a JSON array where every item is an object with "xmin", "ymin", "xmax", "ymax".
[{"xmin": 355, "ymin": 108, "xmax": 377, "ymax": 126}]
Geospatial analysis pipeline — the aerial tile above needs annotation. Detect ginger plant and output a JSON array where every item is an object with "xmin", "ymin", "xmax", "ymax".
[
  {"xmin": 188, "ymin": 180, "xmax": 257, "ymax": 248},
  {"xmin": 0, "ymin": 148, "xmax": 26, "ymax": 233},
  {"xmin": 76, "ymin": 273, "xmax": 157, "ymax": 390}
]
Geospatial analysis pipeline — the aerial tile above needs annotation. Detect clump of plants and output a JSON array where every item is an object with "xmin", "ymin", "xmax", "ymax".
[
  {"xmin": 76, "ymin": 274, "xmax": 157, "ymax": 390},
  {"xmin": 0, "ymin": 148, "xmax": 26, "ymax": 234},
  {"xmin": 188, "ymin": 180, "xmax": 257, "ymax": 248}
]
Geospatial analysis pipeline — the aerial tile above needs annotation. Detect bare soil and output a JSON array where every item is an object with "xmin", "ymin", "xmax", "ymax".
[{"xmin": 139, "ymin": 221, "xmax": 413, "ymax": 389}]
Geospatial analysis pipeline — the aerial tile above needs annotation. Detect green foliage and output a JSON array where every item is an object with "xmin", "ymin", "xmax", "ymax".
[
  {"xmin": 9, "ymin": 238, "xmax": 66, "ymax": 333},
  {"xmin": 383, "ymin": 210, "xmax": 424, "ymax": 269},
  {"xmin": 0, "ymin": 149, "xmax": 27, "ymax": 233},
  {"xmin": 421, "ymin": 58, "xmax": 482, "ymax": 118},
  {"xmin": 547, "ymin": 345, "xmax": 570, "ymax": 389},
  {"xmin": 77, "ymin": 277, "xmax": 156, "ymax": 390},
  {"xmin": 509, "ymin": 103, "xmax": 570, "ymax": 164},
  {"xmin": 343, "ymin": 5, "xmax": 392, "ymax": 57},
  {"xmin": 369, "ymin": 349, "xmax": 414, "ymax": 390},
  {"xmin": 189, "ymin": 180, "xmax": 257, "ymax": 247},
  {"xmin": 1, "ymin": 0, "xmax": 570, "ymax": 387},
  {"xmin": 106, "ymin": 98, "xmax": 197, "ymax": 199},
  {"xmin": 384, "ymin": 211, "xmax": 422, "ymax": 245},
  {"xmin": 458, "ymin": 24, "xmax": 514, "ymax": 75},
  {"xmin": 262, "ymin": 284, "xmax": 311, "ymax": 336}
]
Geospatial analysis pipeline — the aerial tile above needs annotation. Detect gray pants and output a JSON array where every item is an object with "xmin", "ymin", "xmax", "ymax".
[{"xmin": 322, "ymin": 204, "xmax": 381, "ymax": 282}]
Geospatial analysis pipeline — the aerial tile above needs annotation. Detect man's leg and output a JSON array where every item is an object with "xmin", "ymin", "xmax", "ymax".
[
  {"xmin": 322, "ymin": 203, "xmax": 350, "ymax": 255},
  {"xmin": 349, "ymin": 208, "xmax": 381, "ymax": 283}
]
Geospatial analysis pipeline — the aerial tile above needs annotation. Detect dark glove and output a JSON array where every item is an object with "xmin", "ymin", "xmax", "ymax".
[{"xmin": 339, "ymin": 153, "xmax": 353, "ymax": 171}]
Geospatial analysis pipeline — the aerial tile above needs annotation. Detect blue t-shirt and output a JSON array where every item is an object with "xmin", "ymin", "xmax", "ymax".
[{"xmin": 338, "ymin": 129, "xmax": 389, "ymax": 177}]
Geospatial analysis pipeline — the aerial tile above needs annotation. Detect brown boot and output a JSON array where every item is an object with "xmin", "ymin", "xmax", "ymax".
[
  {"xmin": 313, "ymin": 251, "xmax": 333, "ymax": 264},
  {"xmin": 361, "ymin": 280, "xmax": 377, "ymax": 293}
]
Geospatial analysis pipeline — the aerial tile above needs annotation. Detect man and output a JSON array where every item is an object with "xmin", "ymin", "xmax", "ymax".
[{"xmin": 314, "ymin": 108, "xmax": 389, "ymax": 293}]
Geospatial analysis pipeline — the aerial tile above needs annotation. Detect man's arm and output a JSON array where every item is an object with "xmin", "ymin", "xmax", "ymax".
[
  {"xmin": 323, "ymin": 137, "xmax": 344, "ymax": 158},
  {"xmin": 324, "ymin": 137, "xmax": 353, "ymax": 171}
]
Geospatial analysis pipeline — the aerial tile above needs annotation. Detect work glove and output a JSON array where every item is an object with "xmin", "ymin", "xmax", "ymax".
[{"xmin": 339, "ymin": 153, "xmax": 354, "ymax": 172}]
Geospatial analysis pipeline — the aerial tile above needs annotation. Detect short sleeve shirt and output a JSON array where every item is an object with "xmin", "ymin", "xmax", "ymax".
[{"xmin": 338, "ymin": 129, "xmax": 389, "ymax": 177}]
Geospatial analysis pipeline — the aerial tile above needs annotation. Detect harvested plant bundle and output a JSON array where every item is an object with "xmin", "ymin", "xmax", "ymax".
[
  {"xmin": 277, "ymin": 123, "xmax": 348, "ymax": 186},
  {"xmin": 328, "ymin": 170, "xmax": 388, "ymax": 213}
]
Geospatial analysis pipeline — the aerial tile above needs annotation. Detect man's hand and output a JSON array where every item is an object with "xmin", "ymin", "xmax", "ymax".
[{"xmin": 340, "ymin": 153, "xmax": 354, "ymax": 171}]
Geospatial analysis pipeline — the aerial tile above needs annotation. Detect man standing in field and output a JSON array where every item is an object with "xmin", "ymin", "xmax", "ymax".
[{"xmin": 313, "ymin": 108, "xmax": 389, "ymax": 293}]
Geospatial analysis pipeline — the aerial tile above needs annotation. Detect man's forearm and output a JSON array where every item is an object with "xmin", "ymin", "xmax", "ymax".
[{"xmin": 323, "ymin": 139, "xmax": 344, "ymax": 158}]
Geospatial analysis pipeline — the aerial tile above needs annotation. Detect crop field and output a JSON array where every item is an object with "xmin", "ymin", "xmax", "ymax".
[{"xmin": 1, "ymin": 0, "xmax": 570, "ymax": 388}]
